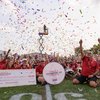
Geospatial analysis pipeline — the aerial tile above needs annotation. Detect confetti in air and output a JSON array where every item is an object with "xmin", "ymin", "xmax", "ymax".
[
  {"xmin": 79, "ymin": 9, "xmax": 82, "ymax": 14},
  {"xmin": 0, "ymin": 0, "xmax": 100, "ymax": 56}
]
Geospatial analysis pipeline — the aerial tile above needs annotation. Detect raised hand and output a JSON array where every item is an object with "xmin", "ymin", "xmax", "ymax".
[
  {"xmin": 79, "ymin": 39, "xmax": 82, "ymax": 45},
  {"xmin": 4, "ymin": 49, "xmax": 11, "ymax": 60},
  {"xmin": 79, "ymin": 39, "xmax": 84, "ymax": 58}
]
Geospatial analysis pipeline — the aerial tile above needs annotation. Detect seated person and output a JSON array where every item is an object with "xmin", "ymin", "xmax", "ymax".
[
  {"xmin": 72, "ymin": 40, "xmax": 100, "ymax": 88},
  {"xmin": 35, "ymin": 60, "xmax": 47, "ymax": 85}
]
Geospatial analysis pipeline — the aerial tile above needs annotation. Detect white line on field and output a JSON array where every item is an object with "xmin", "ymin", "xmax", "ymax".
[{"xmin": 45, "ymin": 84, "xmax": 53, "ymax": 100}]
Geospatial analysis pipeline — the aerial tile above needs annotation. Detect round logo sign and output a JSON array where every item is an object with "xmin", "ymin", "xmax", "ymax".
[{"xmin": 43, "ymin": 62, "xmax": 65, "ymax": 85}]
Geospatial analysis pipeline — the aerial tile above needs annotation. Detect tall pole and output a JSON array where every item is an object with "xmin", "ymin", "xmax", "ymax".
[{"xmin": 38, "ymin": 25, "xmax": 48, "ymax": 58}]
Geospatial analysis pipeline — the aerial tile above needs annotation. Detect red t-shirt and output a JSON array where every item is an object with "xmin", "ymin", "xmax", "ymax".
[
  {"xmin": 36, "ymin": 61, "xmax": 47, "ymax": 74},
  {"xmin": 69, "ymin": 62, "xmax": 78, "ymax": 71},
  {"xmin": 81, "ymin": 56, "xmax": 99, "ymax": 76},
  {"xmin": 0, "ymin": 60, "xmax": 7, "ymax": 69},
  {"xmin": 97, "ymin": 60, "xmax": 100, "ymax": 70}
]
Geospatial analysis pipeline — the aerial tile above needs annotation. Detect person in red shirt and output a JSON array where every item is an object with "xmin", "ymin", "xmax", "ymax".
[
  {"xmin": 0, "ymin": 49, "xmax": 11, "ymax": 69},
  {"xmin": 69, "ymin": 60, "xmax": 78, "ymax": 72},
  {"xmin": 0, "ymin": 59, "xmax": 7, "ymax": 69},
  {"xmin": 72, "ymin": 40, "xmax": 99, "ymax": 88},
  {"xmin": 35, "ymin": 60, "xmax": 47, "ymax": 85}
]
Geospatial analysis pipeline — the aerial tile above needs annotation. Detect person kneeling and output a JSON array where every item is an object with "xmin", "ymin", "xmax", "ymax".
[
  {"xmin": 72, "ymin": 40, "xmax": 99, "ymax": 88},
  {"xmin": 36, "ymin": 60, "xmax": 47, "ymax": 85}
]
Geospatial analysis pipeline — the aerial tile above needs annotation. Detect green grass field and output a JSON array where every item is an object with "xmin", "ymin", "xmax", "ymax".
[
  {"xmin": 0, "ymin": 85, "xmax": 45, "ymax": 100},
  {"xmin": 50, "ymin": 79, "xmax": 100, "ymax": 100},
  {"xmin": 0, "ymin": 79, "xmax": 100, "ymax": 100}
]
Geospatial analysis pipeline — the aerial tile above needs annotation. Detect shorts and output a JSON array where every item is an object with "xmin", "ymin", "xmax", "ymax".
[
  {"xmin": 36, "ymin": 76, "xmax": 41, "ymax": 84},
  {"xmin": 76, "ymin": 75, "xmax": 97, "ymax": 84}
]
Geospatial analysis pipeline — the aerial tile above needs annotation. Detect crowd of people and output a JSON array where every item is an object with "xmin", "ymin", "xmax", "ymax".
[{"xmin": 0, "ymin": 39, "xmax": 100, "ymax": 87}]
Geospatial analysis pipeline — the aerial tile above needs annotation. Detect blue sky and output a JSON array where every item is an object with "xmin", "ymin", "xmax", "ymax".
[{"xmin": 0, "ymin": 0, "xmax": 100, "ymax": 56}]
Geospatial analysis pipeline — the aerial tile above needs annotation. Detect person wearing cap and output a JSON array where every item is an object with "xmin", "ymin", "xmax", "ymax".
[
  {"xmin": 72, "ymin": 39, "xmax": 99, "ymax": 88},
  {"xmin": 20, "ymin": 58, "xmax": 30, "ymax": 69}
]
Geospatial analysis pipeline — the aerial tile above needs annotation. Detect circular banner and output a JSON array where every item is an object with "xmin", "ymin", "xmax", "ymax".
[{"xmin": 43, "ymin": 62, "xmax": 65, "ymax": 85}]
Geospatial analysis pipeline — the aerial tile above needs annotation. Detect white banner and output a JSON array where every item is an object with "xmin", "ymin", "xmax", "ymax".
[{"xmin": 0, "ymin": 69, "xmax": 36, "ymax": 87}]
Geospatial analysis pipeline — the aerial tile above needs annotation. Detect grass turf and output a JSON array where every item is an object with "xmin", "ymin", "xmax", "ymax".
[
  {"xmin": 0, "ymin": 85, "xmax": 45, "ymax": 100},
  {"xmin": 50, "ymin": 79, "xmax": 100, "ymax": 100},
  {"xmin": 0, "ymin": 79, "xmax": 100, "ymax": 100}
]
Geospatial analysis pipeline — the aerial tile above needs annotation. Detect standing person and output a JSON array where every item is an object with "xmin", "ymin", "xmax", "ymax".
[
  {"xmin": 0, "ymin": 49, "xmax": 11, "ymax": 69},
  {"xmin": 72, "ymin": 40, "xmax": 99, "ymax": 88}
]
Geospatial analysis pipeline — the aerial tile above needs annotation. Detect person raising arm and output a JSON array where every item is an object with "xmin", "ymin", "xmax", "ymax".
[
  {"xmin": 72, "ymin": 40, "xmax": 99, "ymax": 88},
  {"xmin": 0, "ymin": 49, "xmax": 11, "ymax": 69}
]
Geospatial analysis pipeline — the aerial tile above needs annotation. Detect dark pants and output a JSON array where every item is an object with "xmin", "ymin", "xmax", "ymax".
[{"xmin": 76, "ymin": 75, "xmax": 97, "ymax": 84}]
